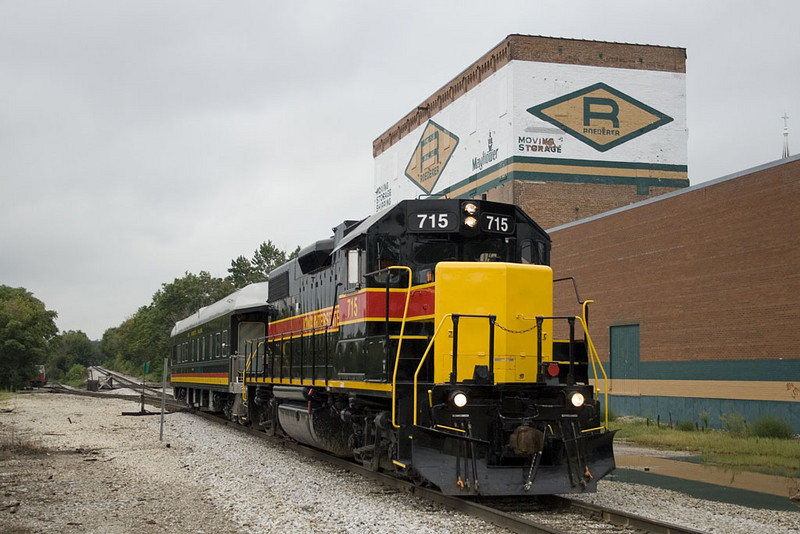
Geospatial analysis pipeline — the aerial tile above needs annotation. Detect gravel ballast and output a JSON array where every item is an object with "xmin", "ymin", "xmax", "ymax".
[{"xmin": 1, "ymin": 392, "xmax": 798, "ymax": 533}]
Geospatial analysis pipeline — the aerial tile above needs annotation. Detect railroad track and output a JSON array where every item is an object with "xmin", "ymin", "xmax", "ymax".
[
  {"xmin": 43, "ymin": 385, "xmax": 707, "ymax": 534},
  {"xmin": 45, "ymin": 376, "xmax": 185, "ymax": 414},
  {"xmin": 193, "ymin": 410, "xmax": 708, "ymax": 534},
  {"xmin": 90, "ymin": 365, "xmax": 168, "ymax": 398}
]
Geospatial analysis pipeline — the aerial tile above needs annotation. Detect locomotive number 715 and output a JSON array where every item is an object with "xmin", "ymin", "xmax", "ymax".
[
  {"xmin": 409, "ymin": 211, "xmax": 457, "ymax": 232},
  {"xmin": 482, "ymin": 213, "xmax": 514, "ymax": 234}
]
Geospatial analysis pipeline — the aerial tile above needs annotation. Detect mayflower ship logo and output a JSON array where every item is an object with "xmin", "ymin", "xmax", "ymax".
[
  {"xmin": 405, "ymin": 120, "xmax": 459, "ymax": 193},
  {"xmin": 527, "ymin": 82, "xmax": 673, "ymax": 152},
  {"xmin": 472, "ymin": 131, "xmax": 499, "ymax": 171}
]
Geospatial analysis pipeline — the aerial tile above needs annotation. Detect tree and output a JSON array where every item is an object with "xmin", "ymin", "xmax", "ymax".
[
  {"xmin": 0, "ymin": 286, "xmax": 58, "ymax": 389},
  {"xmin": 252, "ymin": 240, "xmax": 289, "ymax": 275},
  {"xmin": 227, "ymin": 255, "xmax": 255, "ymax": 289},
  {"xmin": 99, "ymin": 272, "xmax": 234, "ymax": 375},
  {"xmin": 99, "ymin": 241, "xmax": 298, "ymax": 374},
  {"xmin": 150, "ymin": 271, "xmax": 235, "ymax": 327},
  {"xmin": 227, "ymin": 240, "xmax": 297, "ymax": 288},
  {"xmin": 48, "ymin": 330, "xmax": 101, "ymax": 378}
]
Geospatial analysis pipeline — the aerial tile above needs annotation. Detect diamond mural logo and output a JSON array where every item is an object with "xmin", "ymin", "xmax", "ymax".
[
  {"xmin": 405, "ymin": 120, "xmax": 459, "ymax": 193},
  {"xmin": 527, "ymin": 82, "xmax": 673, "ymax": 152}
]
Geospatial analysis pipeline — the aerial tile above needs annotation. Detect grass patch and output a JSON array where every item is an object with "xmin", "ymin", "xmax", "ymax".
[
  {"xmin": 0, "ymin": 430, "xmax": 50, "ymax": 459},
  {"xmin": 612, "ymin": 419, "xmax": 800, "ymax": 477},
  {"xmin": 0, "ymin": 392, "xmax": 50, "ymax": 459}
]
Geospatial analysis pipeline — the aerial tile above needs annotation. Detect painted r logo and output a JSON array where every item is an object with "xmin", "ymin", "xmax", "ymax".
[{"xmin": 584, "ymin": 97, "xmax": 620, "ymax": 127}]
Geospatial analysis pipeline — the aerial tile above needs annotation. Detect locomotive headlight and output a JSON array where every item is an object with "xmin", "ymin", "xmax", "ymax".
[
  {"xmin": 570, "ymin": 392, "xmax": 585, "ymax": 408},
  {"xmin": 451, "ymin": 391, "xmax": 468, "ymax": 408},
  {"xmin": 463, "ymin": 202, "xmax": 478, "ymax": 215},
  {"xmin": 464, "ymin": 216, "xmax": 478, "ymax": 228}
]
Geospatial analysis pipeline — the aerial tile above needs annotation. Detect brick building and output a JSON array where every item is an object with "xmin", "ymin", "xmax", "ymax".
[
  {"xmin": 549, "ymin": 155, "xmax": 800, "ymax": 431},
  {"xmin": 371, "ymin": 34, "xmax": 799, "ymax": 431},
  {"xmin": 373, "ymin": 34, "xmax": 689, "ymax": 228}
]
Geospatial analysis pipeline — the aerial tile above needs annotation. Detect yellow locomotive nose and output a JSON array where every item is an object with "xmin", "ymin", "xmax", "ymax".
[{"xmin": 433, "ymin": 261, "xmax": 554, "ymax": 385}]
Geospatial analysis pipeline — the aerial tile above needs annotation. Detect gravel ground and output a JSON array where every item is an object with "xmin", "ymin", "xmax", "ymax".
[{"xmin": 1, "ymin": 391, "xmax": 798, "ymax": 533}]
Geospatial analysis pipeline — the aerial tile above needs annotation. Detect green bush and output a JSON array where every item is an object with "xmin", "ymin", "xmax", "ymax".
[
  {"xmin": 676, "ymin": 420, "xmax": 696, "ymax": 432},
  {"xmin": 751, "ymin": 415, "xmax": 794, "ymax": 440},
  {"xmin": 63, "ymin": 364, "xmax": 87, "ymax": 387}
]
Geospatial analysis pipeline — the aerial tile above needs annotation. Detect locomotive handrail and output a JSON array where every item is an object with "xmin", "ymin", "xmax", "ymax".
[
  {"xmin": 412, "ymin": 314, "xmax": 453, "ymax": 427},
  {"xmin": 241, "ymin": 339, "xmax": 266, "ymax": 404},
  {"xmin": 387, "ymin": 266, "xmax": 413, "ymax": 429},
  {"xmin": 534, "ymin": 309, "xmax": 610, "ymax": 430},
  {"xmin": 575, "ymin": 308, "xmax": 610, "ymax": 430},
  {"xmin": 450, "ymin": 314, "xmax": 496, "ymax": 384},
  {"xmin": 535, "ymin": 315, "xmax": 577, "ymax": 385},
  {"xmin": 265, "ymin": 326, "xmax": 325, "ymax": 385},
  {"xmin": 409, "ymin": 312, "xmax": 497, "ymax": 427},
  {"xmin": 555, "ymin": 276, "xmax": 590, "ymax": 325}
]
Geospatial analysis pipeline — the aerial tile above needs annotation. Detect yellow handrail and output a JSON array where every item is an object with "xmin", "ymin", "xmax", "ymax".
[
  {"xmin": 241, "ymin": 340, "xmax": 265, "ymax": 404},
  {"xmin": 411, "ymin": 314, "xmax": 453, "ymax": 426},
  {"xmin": 389, "ymin": 266, "xmax": 413, "ymax": 429},
  {"xmin": 398, "ymin": 303, "xmax": 610, "ymax": 430},
  {"xmin": 574, "ymin": 303, "xmax": 610, "ymax": 429}
]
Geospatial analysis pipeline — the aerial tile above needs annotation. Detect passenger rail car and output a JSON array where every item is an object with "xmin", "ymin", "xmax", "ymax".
[
  {"xmin": 172, "ymin": 199, "xmax": 615, "ymax": 496},
  {"xmin": 170, "ymin": 282, "xmax": 269, "ymax": 420}
]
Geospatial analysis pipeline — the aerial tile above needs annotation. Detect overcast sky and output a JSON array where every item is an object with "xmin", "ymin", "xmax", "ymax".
[{"xmin": 1, "ymin": 1, "xmax": 798, "ymax": 340}]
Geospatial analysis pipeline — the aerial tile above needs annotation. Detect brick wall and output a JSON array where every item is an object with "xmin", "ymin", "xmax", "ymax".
[
  {"xmin": 512, "ymin": 181, "xmax": 682, "ymax": 230},
  {"xmin": 549, "ymin": 158, "xmax": 800, "ymax": 364}
]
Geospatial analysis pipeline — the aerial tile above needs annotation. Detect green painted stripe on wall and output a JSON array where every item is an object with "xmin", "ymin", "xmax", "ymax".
[
  {"xmin": 433, "ymin": 155, "xmax": 689, "ymax": 198},
  {"xmin": 510, "ymin": 155, "xmax": 688, "ymax": 173},
  {"xmin": 636, "ymin": 359, "xmax": 800, "ymax": 381}
]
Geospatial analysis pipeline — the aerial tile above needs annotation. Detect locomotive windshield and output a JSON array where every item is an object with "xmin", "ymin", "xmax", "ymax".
[{"xmin": 412, "ymin": 237, "xmax": 514, "ymax": 265}]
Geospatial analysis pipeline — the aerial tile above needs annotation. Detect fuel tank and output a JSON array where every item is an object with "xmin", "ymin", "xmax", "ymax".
[{"xmin": 277, "ymin": 403, "xmax": 352, "ymax": 457}]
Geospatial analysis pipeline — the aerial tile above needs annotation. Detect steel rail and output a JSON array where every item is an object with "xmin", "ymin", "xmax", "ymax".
[
  {"xmin": 193, "ymin": 410, "xmax": 707, "ymax": 534},
  {"xmin": 565, "ymin": 498, "xmax": 708, "ymax": 534},
  {"xmin": 41, "ymin": 387, "xmax": 710, "ymax": 534},
  {"xmin": 92, "ymin": 366, "xmax": 166, "ymax": 397}
]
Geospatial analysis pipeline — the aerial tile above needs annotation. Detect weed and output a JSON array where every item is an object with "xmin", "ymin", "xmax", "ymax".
[
  {"xmin": 699, "ymin": 411, "xmax": 710, "ymax": 431},
  {"xmin": 676, "ymin": 420, "xmax": 696, "ymax": 432},
  {"xmin": 751, "ymin": 415, "xmax": 794, "ymax": 440},
  {"xmin": 720, "ymin": 410, "xmax": 748, "ymax": 438},
  {"xmin": 611, "ymin": 417, "xmax": 800, "ymax": 477},
  {"xmin": 0, "ymin": 430, "xmax": 49, "ymax": 459}
]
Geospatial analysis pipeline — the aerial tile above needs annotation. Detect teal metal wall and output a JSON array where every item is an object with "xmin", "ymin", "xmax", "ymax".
[{"xmin": 607, "ymin": 359, "xmax": 800, "ymax": 433}]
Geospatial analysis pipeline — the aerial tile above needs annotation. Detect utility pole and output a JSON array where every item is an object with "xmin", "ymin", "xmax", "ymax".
[{"xmin": 782, "ymin": 113, "xmax": 790, "ymax": 158}]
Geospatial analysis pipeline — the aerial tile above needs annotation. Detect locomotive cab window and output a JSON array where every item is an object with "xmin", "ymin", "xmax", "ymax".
[
  {"xmin": 520, "ymin": 239, "xmax": 547, "ymax": 265},
  {"xmin": 346, "ymin": 248, "xmax": 363, "ymax": 288},
  {"xmin": 412, "ymin": 240, "xmax": 458, "ymax": 265},
  {"xmin": 464, "ymin": 237, "xmax": 513, "ymax": 262},
  {"xmin": 375, "ymin": 235, "xmax": 400, "ymax": 271},
  {"xmin": 521, "ymin": 240, "xmax": 532, "ymax": 264},
  {"xmin": 371, "ymin": 235, "xmax": 401, "ymax": 285}
]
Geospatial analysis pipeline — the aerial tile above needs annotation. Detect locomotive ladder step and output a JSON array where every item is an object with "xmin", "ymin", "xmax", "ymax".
[{"xmin": 352, "ymin": 443, "xmax": 376, "ymax": 455}]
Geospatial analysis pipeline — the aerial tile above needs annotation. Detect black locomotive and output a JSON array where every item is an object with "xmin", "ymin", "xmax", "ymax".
[{"xmin": 171, "ymin": 198, "xmax": 615, "ymax": 495}]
